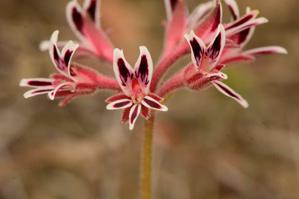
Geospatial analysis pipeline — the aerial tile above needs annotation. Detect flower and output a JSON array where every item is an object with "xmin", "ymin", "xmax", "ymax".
[
  {"xmin": 106, "ymin": 47, "xmax": 168, "ymax": 130},
  {"xmin": 184, "ymin": 24, "xmax": 249, "ymax": 108},
  {"xmin": 40, "ymin": 0, "xmax": 114, "ymax": 62},
  {"xmin": 20, "ymin": 31, "xmax": 108, "ymax": 106},
  {"xmin": 220, "ymin": 0, "xmax": 288, "ymax": 64}
]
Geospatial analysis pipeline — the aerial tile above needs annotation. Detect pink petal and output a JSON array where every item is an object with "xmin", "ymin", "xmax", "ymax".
[
  {"xmin": 129, "ymin": 104, "xmax": 142, "ymax": 130},
  {"xmin": 148, "ymin": 93, "xmax": 163, "ymax": 102},
  {"xmin": 105, "ymin": 93, "xmax": 130, "ymax": 103},
  {"xmin": 220, "ymin": 53, "xmax": 255, "ymax": 65},
  {"xmin": 225, "ymin": 11, "xmax": 258, "ymax": 31},
  {"xmin": 184, "ymin": 31, "xmax": 206, "ymax": 69},
  {"xmin": 113, "ymin": 48, "xmax": 134, "ymax": 95},
  {"xmin": 142, "ymin": 96, "xmax": 168, "ymax": 112},
  {"xmin": 19, "ymin": 78, "xmax": 54, "ymax": 88},
  {"xmin": 49, "ymin": 31, "xmax": 78, "ymax": 76},
  {"xmin": 244, "ymin": 46, "xmax": 288, "ymax": 56},
  {"xmin": 23, "ymin": 88, "xmax": 53, "ymax": 99},
  {"xmin": 228, "ymin": 27, "xmax": 255, "ymax": 47},
  {"xmin": 212, "ymin": 80, "xmax": 249, "ymax": 108},
  {"xmin": 106, "ymin": 99, "xmax": 133, "ymax": 110},
  {"xmin": 163, "ymin": 0, "xmax": 187, "ymax": 56},
  {"xmin": 194, "ymin": 0, "xmax": 222, "ymax": 42},
  {"xmin": 121, "ymin": 108, "xmax": 130, "ymax": 124},
  {"xmin": 164, "ymin": 0, "xmax": 180, "ymax": 20},
  {"xmin": 83, "ymin": 0, "xmax": 100, "ymax": 27},
  {"xmin": 188, "ymin": 1, "xmax": 214, "ymax": 29},
  {"xmin": 48, "ymin": 82, "xmax": 74, "ymax": 100},
  {"xmin": 206, "ymin": 72, "xmax": 228, "ymax": 80},
  {"xmin": 206, "ymin": 24, "xmax": 226, "ymax": 69},
  {"xmin": 141, "ymin": 106, "xmax": 151, "ymax": 120},
  {"xmin": 66, "ymin": 1, "xmax": 85, "ymax": 40},
  {"xmin": 224, "ymin": 0, "xmax": 240, "ymax": 20},
  {"xmin": 134, "ymin": 46, "xmax": 153, "ymax": 93}
]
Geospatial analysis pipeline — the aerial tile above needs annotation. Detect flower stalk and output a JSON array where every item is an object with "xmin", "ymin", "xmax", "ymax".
[{"xmin": 140, "ymin": 115, "xmax": 155, "ymax": 199}]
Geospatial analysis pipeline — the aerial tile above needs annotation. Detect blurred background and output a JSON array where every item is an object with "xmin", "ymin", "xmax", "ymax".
[{"xmin": 0, "ymin": 0, "xmax": 298, "ymax": 199}]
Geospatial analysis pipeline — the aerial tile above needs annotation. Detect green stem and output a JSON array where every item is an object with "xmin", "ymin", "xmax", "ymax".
[{"xmin": 140, "ymin": 115, "xmax": 155, "ymax": 199}]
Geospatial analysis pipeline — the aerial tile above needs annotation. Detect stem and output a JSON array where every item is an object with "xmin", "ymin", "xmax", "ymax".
[
  {"xmin": 157, "ymin": 69, "xmax": 186, "ymax": 97},
  {"xmin": 151, "ymin": 45, "xmax": 189, "ymax": 91},
  {"xmin": 95, "ymin": 74, "xmax": 120, "ymax": 91},
  {"xmin": 140, "ymin": 116, "xmax": 155, "ymax": 199}
]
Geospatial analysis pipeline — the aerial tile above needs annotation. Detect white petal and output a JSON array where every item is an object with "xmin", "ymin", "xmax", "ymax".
[
  {"xmin": 129, "ymin": 104, "xmax": 141, "ymax": 130},
  {"xmin": 106, "ymin": 99, "xmax": 133, "ymax": 110}
]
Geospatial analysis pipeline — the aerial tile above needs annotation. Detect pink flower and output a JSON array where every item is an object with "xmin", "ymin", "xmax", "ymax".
[
  {"xmin": 184, "ymin": 24, "xmax": 248, "ymax": 108},
  {"xmin": 40, "ymin": 0, "xmax": 114, "ymax": 62},
  {"xmin": 220, "ymin": 0, "xmax": 287, "ymax": 64},
  {"xmin": 106, "ymin": 47, "xmax": 168, "ymax": 130},
  {"xmin": 20, "ymin": 31, "xmax": 117, "ymax": 106}
]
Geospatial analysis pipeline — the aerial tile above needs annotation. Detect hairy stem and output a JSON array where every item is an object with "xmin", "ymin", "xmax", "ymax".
[
  {"xmin": 151, "ymin": 46, "xmax": 189, "ymax": 91},
  {"xmin": 140, "ymin": 116, "xmax": 155, "ymax": 199},
  {"xmin": 157, "ymin": 68, "xmax": 186, "ymax": 97},
  {"xmin": 95, "ymin": 74, "xmax": 120, "ymax": 91}
]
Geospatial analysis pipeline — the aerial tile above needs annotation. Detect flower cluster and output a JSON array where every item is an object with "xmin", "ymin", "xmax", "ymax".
[{"xmin": 20, "ymin": 0, "xmax": 286, "ymax": 130}]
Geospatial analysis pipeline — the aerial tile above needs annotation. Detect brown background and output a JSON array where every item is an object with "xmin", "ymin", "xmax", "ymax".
[{"xmin": 0, "ymin": 0, "xmax": 298, "ymax": 199}]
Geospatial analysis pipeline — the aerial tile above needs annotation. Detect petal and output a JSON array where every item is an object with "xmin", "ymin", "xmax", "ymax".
[
  {"xmin": 206, "ymin": 72, "xmax": 228, "ymax": 80},
  {"xmin": 228, "ymin": 27, "xmax": 255, "ymax": 47},
  {"xmin": 163, "ymin": 0, "xmax": 187, "ymax": 56},
  {"xmin": 23, "ymin": 88, "xmax": 53, "ymax": 99},
  {"xmin": 129, "ymin": 104, "xmax": 142, "ymax": 130},
  {"xmin": 141, "ymin": 106, "xmax": 151, "ymax": 120},
  {"xmin": 224, "ymin": 0, "xmax": 240, "ymax": 20},
  {"xmin": 225, "ymin": 11, "xmax": 258, "ymax": 30},
  {"xmin": 113, "ymin": 48, "xmax": 134, "ymax": 95},
  {"xmin": 188, "ymin": 1, "xmax": 214, "ymax": 29},
  {"xmin": 48, "ymin": 82, "xmax": 74, "ymax": 100},
  {"xmin": 142, "ymin": 96, "xmax": 168, "ymax": 112},
  {"xmin": 194, "ymin": 0, "xmax": 222, "ymax": 42},
  {"xmin": 66, "ymin": 1, "xmax": 85, "ymax": 40},
  {"xmin": 121, "ymin": 108, "xmax": 130, "ymax": 124},
  {"xmin": 61, "ymin": 41, "xmax": 79, "ymax": 76},
  {"xmin": 184, "ymin": 31, "xmax": 206, "ymax": 69},
  {"xmin": 106, "ymin": 99, "xmax": 133, "ymax": 110},
  {"xmin": 244, "ymin": 46, "xmax": 288, "ymax": 56},
  {"xmin": 19, "ymin": 78, "xmax": 54, "ymax": 88},
  {"xmin": 83, "ymin": 0, "xmax": 100, "ymax": 27},
  {"xmin": 164, "ymin": 0, "xmax": 180, "ymax": 20},
  {"xmin": 134, "ymin": 46, "xmax": 153, "ymax": 93},
  {"xmin": 49, "ymin": 31, "xmax": 78, "ymax": 75},
  {"xmin": 212, "ymin": 80, "xmax": 249, "ymax": 108},
  {"xmin": 105, "ymin": 93, "xmax": 130, "ymax": 103},
  {"xmin": 206, "ymin": 24, "xmax": 226, "ymax": 69},
  {"xmin": 148, "ymin": 93, "xmax": 163, "ymax": 102}
]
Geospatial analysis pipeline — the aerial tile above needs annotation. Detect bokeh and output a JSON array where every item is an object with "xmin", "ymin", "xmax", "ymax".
[{"xmin": 0, "ymin": 0, "xmax": 298, "ymax": 199}]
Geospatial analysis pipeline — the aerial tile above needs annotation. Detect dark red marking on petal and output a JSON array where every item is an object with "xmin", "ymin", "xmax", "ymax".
[
  {"xmin": 136, "ymin": 55, "xmax": 149, "ymax": 85},
  {"xmin": 214, "ymin": 82, "xmax": 240, "ymax": 100},
  {"xmin": 28, "ymin": 81, "xmax": 53, "ymax": 87},
  {"xmin": 86, "ymin": 0, "xmax": 97, "ymax": 22},
  {"xmin": 121, "ymin": 108, "xmax": 130, "ymax": 123},
  {"xmin": 226, "ymin": 14, "xmax": 254, "ymax": 30},
  {"xmin": 32, "ymin": 89, "xmax": 52, "ymax": 94},
  {"xmin": 141, "ymin": 106, "xmax": 150, "ymax": 119},
  {"xmin": 190, "ymin": 38, "xmax": 203, "ymax": 66},
  {"xmin": 118, "ymin": 58, "xmax": 131, "ymax": 86},
  {"xmin": 114, "ymin": 101, "xmax": 131, "ymax": 108},
  {"xmin": 144, "ymin": 98, "xmax": 162, "ymax": 109},
  {"xmin": 148, "ymin": 93, "xmax": 162, "ymax": 102},
  {"xmin": 72, "ymin": 7, "xmax": 84, "ymax": 34},
  {"xmin": 130, "ymin": 106, "xmax": 139, "ymax": 124},
  {"xmin": 106, "ymin": 93, "xmax": 130, "ymax": 103},
  {"xmin": 64, "ymin": 50, "xmax": 73, "ymax": 67},
  {"xmin": 207, "ymin": 32, "xmax": 222, "ymax": 60},
  {"xmin": 170, "ymin": 0, "xmax": 179, "ymax": 11}
]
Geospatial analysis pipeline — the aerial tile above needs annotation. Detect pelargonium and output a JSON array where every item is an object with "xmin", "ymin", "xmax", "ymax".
[
  {"xmin": 19, "ymin": 0, "xmax": 286, "ymax": 197},
  {"xmin": 20, "ymin": 0, "xmax": 286, "ymax": 130}
]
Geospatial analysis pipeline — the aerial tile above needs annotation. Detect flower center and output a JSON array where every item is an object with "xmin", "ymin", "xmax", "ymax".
[{"xmin": 131, "ymin": 78, "xmax": 144, "ymax": 104}]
